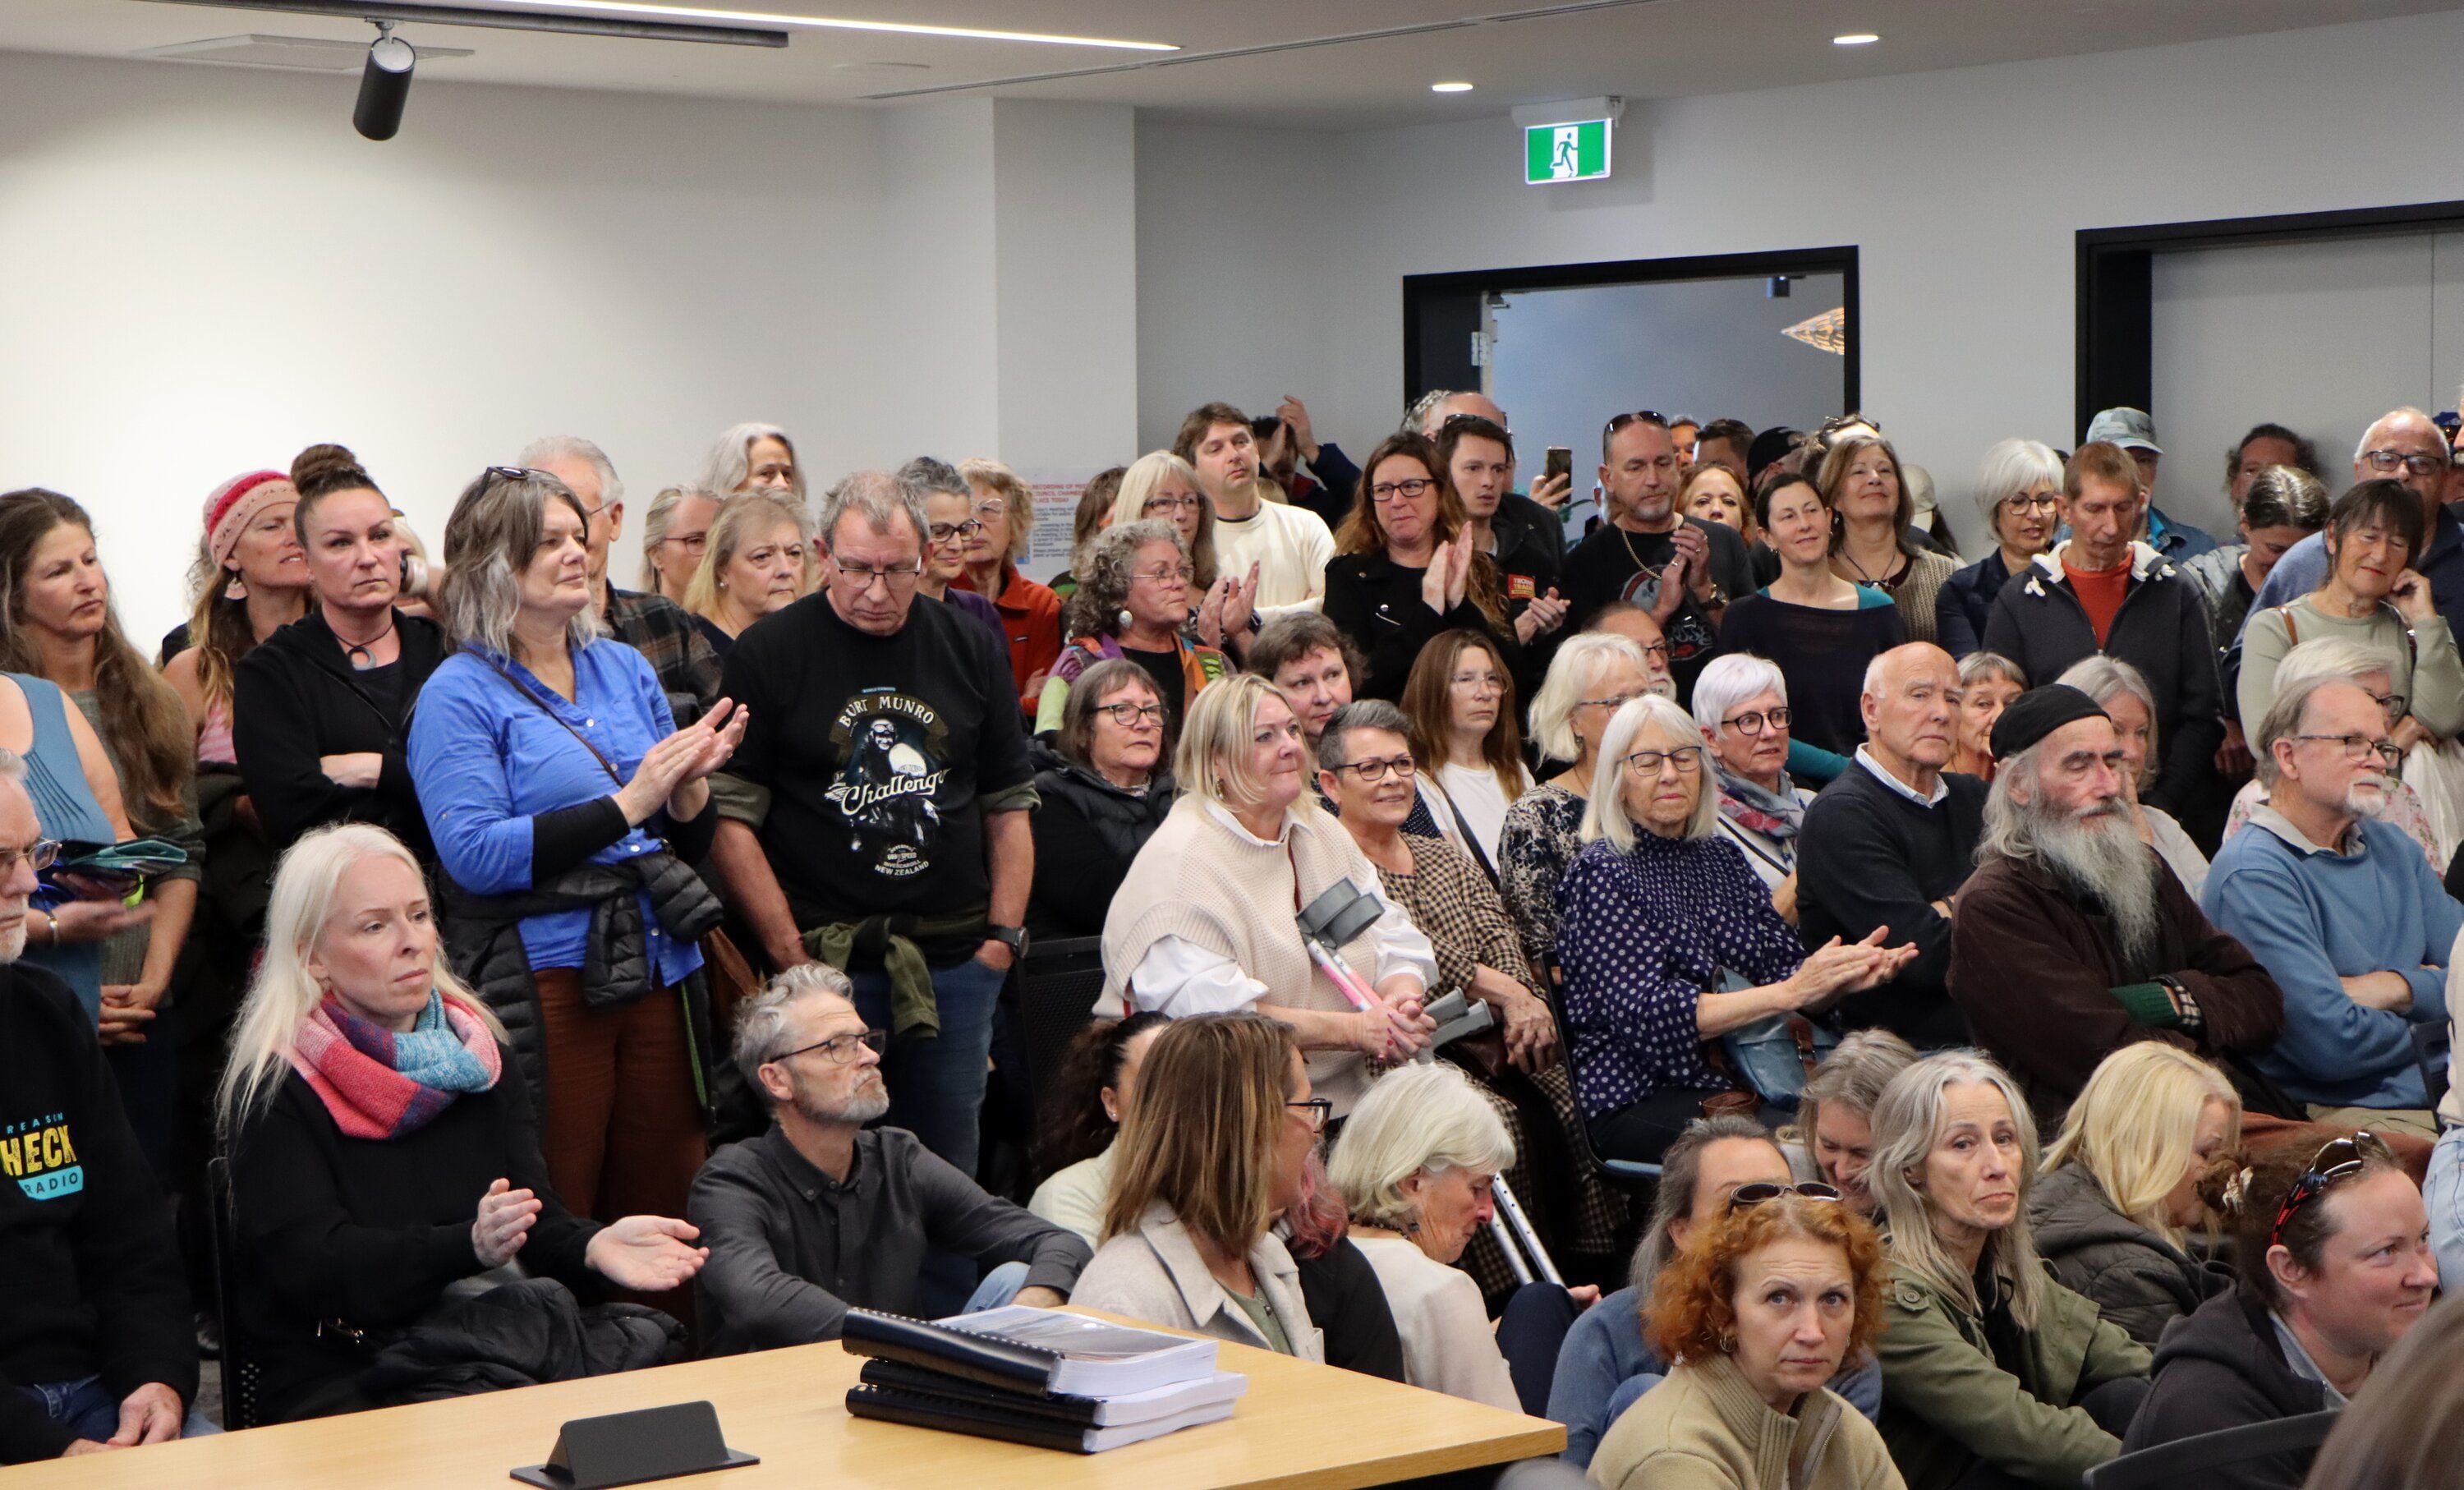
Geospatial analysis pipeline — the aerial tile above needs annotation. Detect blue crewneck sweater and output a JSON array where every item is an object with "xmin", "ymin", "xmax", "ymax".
[{"xmin": 2204, "ymin": 812, "xmax": 2458, "ymax": 1110}]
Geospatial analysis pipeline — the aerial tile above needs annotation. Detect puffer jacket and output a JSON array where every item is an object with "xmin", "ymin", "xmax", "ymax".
[
  {"xmin": 1875, "ymin": 1256, "xmax": 2151, "ymax": 1490},
  {"xmin": 441, "ymin": 851, "xmax": 724, "ymax": 1122},
  {"xmin": 362, "ymin": 1276, "xmax": 684, "ymax": 1405},
  {"xmin": 2028, "ymin": 1164, "xmax": 2227, "ymax": 1350}
]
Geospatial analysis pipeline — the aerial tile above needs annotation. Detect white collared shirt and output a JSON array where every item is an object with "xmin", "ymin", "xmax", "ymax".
[{"xmin": 1855, "ymin": 744, "xmax": 1949, "ymax": 808}]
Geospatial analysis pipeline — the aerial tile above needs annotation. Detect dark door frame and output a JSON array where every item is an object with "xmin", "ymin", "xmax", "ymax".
[
  {"xmin": 2077, "ymin": 198, "xmax": 2464, "ymax": 441},
  {"xmin": 1401, "ymin": 245, "xmax": 1862, "ymax": 414}
]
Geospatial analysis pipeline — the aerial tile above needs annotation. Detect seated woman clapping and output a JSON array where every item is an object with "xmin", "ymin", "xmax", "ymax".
[
  {"xmin": 1591, "ymin": 1190, "xmax": 1903, "ymax": 1490},
  {"xmin": 216, "ymin": 824, "xmax": 707, "ymax": 1422}
]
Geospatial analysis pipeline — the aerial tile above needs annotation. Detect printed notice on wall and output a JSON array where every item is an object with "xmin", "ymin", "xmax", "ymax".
[{"xmin": 1017, "ymin": 467, "xmax": 1105, "ymax": 583}]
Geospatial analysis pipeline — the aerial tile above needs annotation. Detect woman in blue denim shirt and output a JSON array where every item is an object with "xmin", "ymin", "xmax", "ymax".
[{"xmin": 409, "ymin": 467, "xmax": 743, "ymax": 1232}]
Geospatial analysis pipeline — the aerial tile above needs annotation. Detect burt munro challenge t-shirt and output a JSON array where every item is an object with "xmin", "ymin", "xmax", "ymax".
[{"xmin": 717, "ymin": 593, "xmax": 1032, "ymax": 963}]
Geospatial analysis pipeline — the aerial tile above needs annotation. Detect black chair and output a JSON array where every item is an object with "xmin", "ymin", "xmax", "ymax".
[
  {"xmin": 2415, "ymin": 1020, "xmax": 2450, "ymax": 1114},
  {"xmin": 2080, "ymin": 1410, "xmax": 2341, "ymax": 1490},
  {"xmin": 203, "ymin": 1155, "xmax": 264, "ymax": 1431},
  {"xmin": 1014, "ymin": 936, "xmax": 1108, "ymax": 1108},
  {"xmin": 1539, "ymin": 964, "xmax": 1662, "ymax": 1191}
]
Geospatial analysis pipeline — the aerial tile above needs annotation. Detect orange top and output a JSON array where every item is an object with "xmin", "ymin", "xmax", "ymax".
[{"xmin": 2062, "ymin": 552, "xmax": 2131, "ymax": 646}]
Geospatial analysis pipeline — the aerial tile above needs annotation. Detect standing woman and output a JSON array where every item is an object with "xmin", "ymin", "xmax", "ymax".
[
  {"xmin": 696, "ymin": 421, "xmax": 804, "ymax": 504},
  {"xmin": 233, "ymin": 444, "xmax": 448, "ymax": 858},
  {"xmin": 1111, "ymin": 451, "xmax": 1221, "ymax": 596},
  {"xmin": 1036, "ymin": 522, "xmax": 1229, "ymax": 743},
  {"xmin": 1717, "ymin": 471, "xmax": 1905, "ymax": 759},
  {"xmin": 1497, "ymin": 632, "xmax": 1649, "ymax": 974},
  {"xmin": 956, "ymin": 458, "xmax": 1064, "ymax": 706},
  {"xmin": 1322, "ymin": 432, "xmax": 1527, "ymax": 702},
  {"xmin": 1824, "ymin": 430, "xmax": 1957, "ymax": 646},
  {"xmin": 1936, "ymin": 439, "xmax": 2062, "ymax": 658},
  {"xmin": 1027, "ymin": 660, "xmax": 1175, "ymax": 940},
  {"xmin": 1400, "ymin": 629, "xmax": 1531, "ymax": 875},
  {"xmin": 408, "ymin": 467, "xmax": 747, "ymax": 1235},
  {"xmin": 1049, "ymin": 466, "xmax": 1124, "ymax": 600},
  {"xmin": 0, "ymin": 490, "xmax": 205, "ymax": 1172},
  {"xmin": 164, "ymin": 471, "xmax": 310, "ymax": 759},
  {"xmin": 678, "ymin": 493, "xmax": 807, "ymax": 659},
  {"xmin": 637, "ymin": 485, "xmax": 723, "ymax": 605}
]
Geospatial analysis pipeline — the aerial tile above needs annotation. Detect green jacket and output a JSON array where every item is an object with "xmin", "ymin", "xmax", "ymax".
[{"xmin": 1874, "ymin": 1258, "xmax": 2151, "ymax": 1490}]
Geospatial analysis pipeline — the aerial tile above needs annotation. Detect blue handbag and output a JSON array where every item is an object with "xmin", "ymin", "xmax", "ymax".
[{"xmin": 1712, "ymin": 966, "xmax": 1839, "ymax": 1107}]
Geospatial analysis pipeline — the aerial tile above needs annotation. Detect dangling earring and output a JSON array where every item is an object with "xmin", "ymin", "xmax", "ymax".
[{"xmin": 223, "ymin": 571, "xmax": 248, "ymax": 600}]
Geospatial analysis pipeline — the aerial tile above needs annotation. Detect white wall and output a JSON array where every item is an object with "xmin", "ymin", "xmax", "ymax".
[{"xmin": 1138, "ymin": 10, "xmax": 2464, "ymax": 556}]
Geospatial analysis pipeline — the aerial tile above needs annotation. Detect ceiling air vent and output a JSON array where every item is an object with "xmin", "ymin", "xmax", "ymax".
[{"xmin": 135, "ymin": 34, "xmax": 471, "ymax": 71}]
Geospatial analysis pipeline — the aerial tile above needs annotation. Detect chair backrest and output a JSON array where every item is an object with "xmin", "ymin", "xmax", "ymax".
[
  {"xmin": 1014, "ymin": 936, "xmax": 1108, "ymax": 1107},
  {"xmin": 2081, "ymin": 1410, "xmax": 2342, "ymax": 1490},
  {"xmin": 204, "ymin": 1154, "xmax": 264, "ymax": 1431},
  {"xmin": 1540, "ymin": 963, "xmax": 1662, "ymax": 1186}
]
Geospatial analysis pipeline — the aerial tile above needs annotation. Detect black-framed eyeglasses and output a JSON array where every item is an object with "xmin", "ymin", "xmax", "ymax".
[
  {"xmin": 1369, "ymin": 477, "xmax": 1436, "ymax": 503},
  {"xmin": 772, "ymin": 1028, "xmax": 888, "ymax": 1068},
  {"xmin": 2290, "ymin": 733, "xmax": 2403, "ymax": 770},
  {"xmin": 1333, "ymin": 755, "xmax": 1416, "ymax": 783},
  {"xmin": 2364, "ymin": 448, "xmax": 2448, "ymax": 477},
  {"xmin": 1721, "ymin": 706, "xmax": 1793, "ymax": 736},
  {"xmin": 476, "ymin": 464, "xmax": 536, "ymax": 487},
  {"xmin": 1096, "ymin": 701, "xmax": 1166, "ymax": 727},
  {"xmin": 1142, "ymin": 494, "xmax": 1204, "ymax": 514},
  {"xmin": 2270, "ymin": 1133, "xmax": 2393, "ymax": 1249},
  {"xmin": 1286, "ymin": 1097, "xmax": 1333, "ymax": 1133},
  {"xmin": 832, "ymin": 559, "xmax": 926, "ymax": 591},
  {"xmin": 1727, "ymin": 1180, "xmax": 1843, "ymax": 1213},
  {"xmin": 1999, "ymin": 492, "xmax": 2060, "ymax": 513},
  {"xmin": 0, "ymin": 839, "xmax": 62, "ymax": 878},
  {"xmin": 1624, "ymin": 744, "xmax": 1705, "ymax": 775},
  {"xmin": 927, "ymin": 519, "xmax": 985, "ymax": 544}
]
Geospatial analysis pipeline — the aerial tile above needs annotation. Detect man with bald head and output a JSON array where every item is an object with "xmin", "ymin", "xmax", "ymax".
[
  {"xmin": 2246, "ymin": 406, "xmax": 2464, "ymax": 638},
  {"xmin": 1795, "ymin": 643, "xmax": 1985, "ymax": 1047}
]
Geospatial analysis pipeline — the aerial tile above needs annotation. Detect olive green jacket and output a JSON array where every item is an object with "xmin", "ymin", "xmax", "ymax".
[{"xmin": 1874, "ymin": 1259, "xmax": 2151, "ymax": 1490}]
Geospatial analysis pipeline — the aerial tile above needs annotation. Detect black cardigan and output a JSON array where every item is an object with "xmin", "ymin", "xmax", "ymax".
[
  {"xmin": 225, "ymin": 1060, "xmax": 600, "ymax": 1422},
  {"xmin": 232, "ymin": 609, "xmax": 448, "ymax": 858},
  {"xmin": 1321, "ymin": 550, "xmax": 1525, "ymax": 701}
]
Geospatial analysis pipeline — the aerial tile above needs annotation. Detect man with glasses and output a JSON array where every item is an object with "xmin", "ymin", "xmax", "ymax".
[
  {"xmin": 0, "ymin": 755, "xmax": 205, "ymax": 1462},
  {"xmin": 1946, "ymin": 686, "xmax": 2283, "ymax": 1115},
  {"xmin": 2205, "ymin": 674, "xmax": 2460, "ymax": 1137},
  {"xmin": 521, "ymin": 435, "xmax": 721, "ymax": 727},
  {"xmin": 1175, "ymin": 401, "xmax": 1335, "ymax": 617},
  {"xmin": 710, "ymin": 471, "xmax": 1035, "ymax": 1181},
  {"xmin": 688, "ymin": 965, "xmax": 1087, "ymax": 1351},
  {"xmin": 1796, "ymin": 644, "xmax": 1984, "ymax": 1049},
  {"xmin": 1561, "ymin": 412, "xmax": 1754, "ymax": 701},
  {"xmin": 2248, "ymin": 405, "xmax": 2464, "ymax": 639}
]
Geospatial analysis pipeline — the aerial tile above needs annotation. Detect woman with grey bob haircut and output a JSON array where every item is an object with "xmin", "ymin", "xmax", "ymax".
[
  {"xmin": 1938, "ymin": 437, "xmax": 2063, "ymax": 657},
  {"xmin": 1866, "ymin": 1050, "xmax": 2151, "ymax": 1490}
]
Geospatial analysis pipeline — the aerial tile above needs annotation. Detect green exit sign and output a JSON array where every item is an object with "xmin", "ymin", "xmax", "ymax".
[{"xmin": 1524, "ymin": 118, "xmax": 1611, "ymax": 184}]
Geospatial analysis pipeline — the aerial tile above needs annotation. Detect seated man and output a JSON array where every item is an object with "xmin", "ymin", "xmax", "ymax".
[
  {"xmin": 2205, "ymin": 674, "xmax": 2461, "ymax": 1136},
  {"xmin": 1947, "ymin": 685, "xmax": 2283, "ymax": 1118},
  {"xmin": 1795, "ymin": 643, "xmax": 1984, "ymax": 1048},
  {"xmin": 690, "ymin": 965, "xmax": 1091, "ymax": 1352},
  {"xmin": 0, "ymin": 756, "xmax": 200, "ymax": 1462}
]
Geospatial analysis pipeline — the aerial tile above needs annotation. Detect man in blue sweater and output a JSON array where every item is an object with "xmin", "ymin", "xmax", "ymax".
[{"xmin": 2204, "ymin": 674, "xmax": 2459, "ymax": 1134}]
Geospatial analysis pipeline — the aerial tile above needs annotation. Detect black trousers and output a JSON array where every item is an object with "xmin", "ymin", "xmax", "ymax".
[{"xmin": 1588, "ymin": 1088, "xmax": 1791, "ymax": 1164}]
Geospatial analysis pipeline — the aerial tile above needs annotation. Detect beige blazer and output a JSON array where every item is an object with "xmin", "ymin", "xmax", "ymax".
[{"xmin": 1070, "ymin": 1203, "xmax": 1325, "ymax": 1362}]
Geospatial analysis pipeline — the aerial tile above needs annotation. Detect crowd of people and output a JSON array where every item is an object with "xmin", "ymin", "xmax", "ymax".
[{"xmin": 3, "ymin": 393, "xmax": 2462, "ymax": 1489}]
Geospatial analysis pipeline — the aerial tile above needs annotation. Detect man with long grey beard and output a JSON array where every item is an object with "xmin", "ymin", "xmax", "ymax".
[{"xmin": 1946, "ymin": 686, "xmax": 2283, "ymax": 1120}]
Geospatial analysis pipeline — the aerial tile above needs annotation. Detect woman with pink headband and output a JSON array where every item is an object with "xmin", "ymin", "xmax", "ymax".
[{"xmin": 164, "ymin": 470, "xmax": 310, "ymax": 764}]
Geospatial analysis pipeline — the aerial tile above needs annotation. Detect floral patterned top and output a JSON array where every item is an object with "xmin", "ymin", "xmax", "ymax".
[{"xmin": 1499, "ymin": 779, "xmax": 1587, "ymax": 979}]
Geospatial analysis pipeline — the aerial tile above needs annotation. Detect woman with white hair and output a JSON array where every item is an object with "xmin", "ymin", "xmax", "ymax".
[
  {"xmin": 1555, "ymin": 694, "xmax": 1911, "ymax": 1162},
  {"xmin": 1496, "ymin": 632, "xmax": 1650, "ymax": 975},
  {"xmin": 1869, "ymin": 1051, "xmax": 2150, "ymax": 1490},
  {"xmin": 1935, "ymin": 438, "xmax": 2063, "ymax": 658},
  {"xmin": 1691, "ymin": 652, "xmax": 1815, "ymax": 914},
  {"xmin": 1100, "ymin": 674, "xmax": 1437, "ymax": 1115},
  {"xmin": 1327, "ymin": 1062, "xmax": 1527, "ymax": 1408},
  {"xmin": 696, "ymin": 421, "xmax": 803, "ymax": 504},
  {"xmin": 2057, "ymin": 655, "xmax": 2210, "ymax": 896},
  {"xmin": 407, "ymin": 467, "xmax": 747, "ymax": 1232},
  {"xmin": 218, "ymin": 823, "xmax": 707, "ymax": 1422}
]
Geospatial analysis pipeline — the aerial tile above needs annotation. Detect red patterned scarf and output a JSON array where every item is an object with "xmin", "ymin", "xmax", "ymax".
[{"xmin": 285, "ymin": 991, "xmax": 503, "ymax": 1139}]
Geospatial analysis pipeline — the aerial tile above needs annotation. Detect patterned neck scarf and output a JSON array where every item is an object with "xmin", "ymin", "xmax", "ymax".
[
  {"xmin": 1716, "ymin": 762, "xmax": 1804, "ymax": 844},
  {"xmin": 287, "ymin": 988, "xmax": 501, "ymax": 1139}
]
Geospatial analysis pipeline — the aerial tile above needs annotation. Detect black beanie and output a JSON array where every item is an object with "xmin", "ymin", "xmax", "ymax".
[{"xmin": 1990, "ymin": 683, "xmax": 2110, "ymax": 761}]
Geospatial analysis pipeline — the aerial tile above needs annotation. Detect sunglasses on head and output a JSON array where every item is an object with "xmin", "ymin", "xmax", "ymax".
[
  {"xmin": 1602, "ymin": 411, "xmax": 1671, "ymax": 442},
  {"xmin": 2269, "ymin": 1132, "xmax": 2393, "ymax": 1249}
]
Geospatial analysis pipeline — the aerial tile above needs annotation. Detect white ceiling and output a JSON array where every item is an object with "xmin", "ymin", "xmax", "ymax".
[{"xmin": 9, "ymin": 0, "xmax": 2462, "ymax": 131}]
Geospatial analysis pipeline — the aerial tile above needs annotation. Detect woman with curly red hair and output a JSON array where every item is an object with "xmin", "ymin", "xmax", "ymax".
[{"xmin": 1592, "ymin": 1189, "xmax": 1901, "ymax": 1489}]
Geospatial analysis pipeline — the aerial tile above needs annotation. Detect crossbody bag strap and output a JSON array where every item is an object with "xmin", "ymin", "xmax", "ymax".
[
  {"xmin": 1428, "ymin": 776, "xmax": 1500, "ymax": 884},
  {"xmin": 469, "ymin": 651, "xmax": 626, "ymax": 789}
]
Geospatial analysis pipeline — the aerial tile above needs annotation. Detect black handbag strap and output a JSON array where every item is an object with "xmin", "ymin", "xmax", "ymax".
[{"xmin": 469, "ymin": 651, "xmax": 626, "ymax": 788}]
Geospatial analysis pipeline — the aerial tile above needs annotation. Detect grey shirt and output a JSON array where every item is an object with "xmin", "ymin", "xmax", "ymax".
[{"xmin": 688, "ymin": 1123, "xmax": 1091, "ymax": 1354}]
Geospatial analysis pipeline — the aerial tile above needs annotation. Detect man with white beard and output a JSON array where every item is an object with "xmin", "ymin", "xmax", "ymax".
[
  {"xmin": 1947, "ymin": 686, "xmax": 2284, "ymax": 1120},
  {"xmin": 2206, "ymin": 675, "xmax": 2462, "ymax": 1137}
]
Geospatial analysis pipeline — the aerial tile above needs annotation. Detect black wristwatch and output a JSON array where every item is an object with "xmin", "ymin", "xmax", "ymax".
[{"xmin": 988, "ymin": 925, "xmax": 1029, "ymax": 958}]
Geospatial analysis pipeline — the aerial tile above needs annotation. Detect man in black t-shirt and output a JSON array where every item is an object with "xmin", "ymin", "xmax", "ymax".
[
  {"xmin": 710, "ymin": 471, "xmax": 1035, "ymax": 1180},
  {"xmin": 1560, "ymin": 412, "xmax": 1754, "ymax": 701}
]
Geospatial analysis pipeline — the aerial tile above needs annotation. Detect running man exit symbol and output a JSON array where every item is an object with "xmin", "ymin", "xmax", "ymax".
[{"xmin": 1524, "ymin": 118, "xmax": 1610, "ymax": 184}]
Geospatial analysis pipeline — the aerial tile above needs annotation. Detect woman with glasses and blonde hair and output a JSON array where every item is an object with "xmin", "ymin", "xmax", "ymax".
[
  {"xmin": 679, "ymin": 493, "xmax": 807, "ymax": 659},
  {"xmin": 1034, "ymin": 520, "xmax": 1228, "ymax": 743},
  {"xmin": 1112, "ymin": 450, "xmax": 1222, "ymax": 597},
  {"xmin": 2126, "ymin": 1129, "xmax": 2434, "ymax": 1488},
  {"xmin": 1101, "ymin": 674, "xmax": 1437, "ymax": 1116},
  {"xmin": 953, "ymin": 458, "xmax": 1063, "ymax": 700},
  {"xmin": 1497, "ymin": 632, "xmax": 1649, "ymax": 973},
  {"xmin": 1556, "ymin": 694, "xmax": 1911, "ymax": 1163},
  {"xmin": 1936, "ymin": 439, "xmax": 2063, "ymax": 658},
  {"xmin": 218, "ymin": 823, "xmax": 706, "ymax": 1422},
  {"xmin": 2029, "ymin": 1044, "xmax": 2238, "ymax": 1348},
  {"xmin": 1869, "ymin": 1051, "xmax": 2150, "ymax": 1490},
  {"xmin": 1323, "ymin": 431, "xmax": 1524, "ymax": 702},
  {"xmin": 1072, "ymin": 1012, "xmax": 1329, "ymax": 1356}
]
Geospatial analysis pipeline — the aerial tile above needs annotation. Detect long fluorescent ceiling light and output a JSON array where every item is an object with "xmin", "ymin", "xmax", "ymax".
[{"xmin": 148, "ymin": 0, "xmax": 1179, "ymax": 50}]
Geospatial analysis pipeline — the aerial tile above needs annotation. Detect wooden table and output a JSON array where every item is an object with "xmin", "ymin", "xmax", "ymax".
[{"xmin": 9, "ymin": 1332, "xmax": 1565, "ymax": 1489}]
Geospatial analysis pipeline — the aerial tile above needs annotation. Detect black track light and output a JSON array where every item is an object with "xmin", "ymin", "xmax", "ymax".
[{"xmin": 354, "ymin": 21, "xmax": 416, "ymax": 141}]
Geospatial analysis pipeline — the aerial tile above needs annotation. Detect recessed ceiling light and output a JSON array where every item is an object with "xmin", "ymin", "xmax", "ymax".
[
  {"xmin": 478, "ymin": 1, "xmax": 1177, "ymax": 51},
  {"xmin": 1431, "ymin": 80, "xmax": 1474, "ymax": 93},
  {"xmin": 1833, "ymin": 32, "xmax": 1881, "ymax": 45}
]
